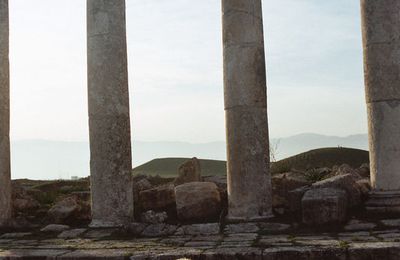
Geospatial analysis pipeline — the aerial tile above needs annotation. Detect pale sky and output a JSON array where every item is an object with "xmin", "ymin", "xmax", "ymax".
[{"xmin": 8, "ymin": 0, "xmax": 366, "ymax": 143}]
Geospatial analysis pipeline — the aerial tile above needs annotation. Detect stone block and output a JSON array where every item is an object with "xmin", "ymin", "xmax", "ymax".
[
  {"xmin": 288, "ymin": 186, "xmax": 310, "ymax": 212},
  {"xmin": 175, "ymin": 182, "xmax": 221, "ymax": 222},
  {"xmin": 139, "ymin": 184, "xmax": 176, "ymax": 211},
  {"xmin": 312, "ymin": 174, "xmax": 361, "ymax": 207},
  {"xmin": 40, "ymin": 224, "xmax": 70, "ymax": 233},
  {"xmin": 174, "ymin": 157, "xmax": 202, "ymax": 185},
  {"xmin": 302, "ymin": 188, "xmax": 347, "ymax": 225}
]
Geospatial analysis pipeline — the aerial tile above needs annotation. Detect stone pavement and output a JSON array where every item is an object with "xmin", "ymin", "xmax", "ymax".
[{"xmin": 1, "ymin": 220, "xmax": 400, "ymax": 259}]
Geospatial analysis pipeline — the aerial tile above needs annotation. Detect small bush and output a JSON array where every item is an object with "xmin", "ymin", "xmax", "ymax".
[{"xmin": 304, "ymin": 168, "xmax": 325, "ymax": 183}]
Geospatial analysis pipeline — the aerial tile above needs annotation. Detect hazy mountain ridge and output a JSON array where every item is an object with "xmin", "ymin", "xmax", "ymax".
[{"xmin": 11, "ymin": 133, "xmax": 368, "ymax": 180}]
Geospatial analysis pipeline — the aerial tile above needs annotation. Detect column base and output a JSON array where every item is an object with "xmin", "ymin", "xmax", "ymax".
[
  {"xmin": 226, "ymin": 213, "xmax": 274, "ymax": 224},
  {"xmin": 89, "ymin": 219, "xmax": 124, "ymax": 228},
  {"xmin": 365, "ymin": 190, "xmax": 400, "ymax": 214}
]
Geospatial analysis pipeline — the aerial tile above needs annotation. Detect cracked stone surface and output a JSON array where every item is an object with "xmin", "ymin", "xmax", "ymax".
[{"xmin": 0, "ymin": 219, "xmax": 400, "ymax": 259}]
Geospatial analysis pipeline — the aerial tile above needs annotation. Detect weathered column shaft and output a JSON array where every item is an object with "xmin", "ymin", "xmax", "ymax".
[
  {"xmin": 0, "ymin": 0, "xmax": 11, "ymax": 227},
  {"xmin": 361, "ymin": 0, "xmax": 400, "ymax": 212},
  {"xmin": 222, "ymin": 0, "xmax": 272, "ymax": 220},
  {"xmin": 87, "ymin": 0, "xmax": 133, "ymax": 226}
]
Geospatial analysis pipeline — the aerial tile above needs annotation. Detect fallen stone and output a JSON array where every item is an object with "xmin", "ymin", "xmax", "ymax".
[
  {"xmin": 273, "ymin": 207, "xmax": 285, "ymax": 216},
  {"xmin": 133, "ymin": 178, "xmax": 152, "ymax": 203},
  {"xmin": 71, "ymin": 191, "xmax": 91, "ymax": 201},
  {"xmin": 331, "ymin": 164, "xmax": 362, "ymax": 180},
  {"xmin": 175, "ymin": 182, "xmax": 221, "ymax": 222},
  {"xmin": 356, "ymin": 179, "xmax": 371, "ymax": 197},
  {"xmin": 139, "ymin": 184, "xmax": 176, "ymax": 211},
  {"xmin": 47, "ymin": 196, "xmax": 82, "ymax": 223},
  {"xmin": 13, "ymin": 198, "xmax": 40, "ymax": 212},
  {"xmin": 203, "ymin": 175, "xmax": 227, "ymax": 190},
  {"xmin": 8, "ymin": 217, "xmax": 37, "ymax": 230},
  {"xmin": 57, "ymin": 228, "xmax": 87, "ymax": 239},
  {"xmin": 312, "ymin": 174, "xmax": 362, "ymax": 207},
  {"xmin": 272, "ymin": 194, "xmax": 287, "ymax": 210},
  {"xmin": 11, "ymin": 183, "xmax": 41, "ymax": 213},
  {"xmin": 40, "ymin": 224, "xmax": 70, "ymax": 233},
  {"xmin": 134, "ymin": 178, "xmax": 152, "ymax": 192},
  {"xmin": 174, "ymin": 157, "xmax": 202, "ymax": 185},
  {"xmin": 141, "ymin": 210, "xmax": 168, "ymax": 224},
  {"xmin": 272, "ymin": 172, "xmax": 311, "ymax": 203},
  {"xmin": 127, "ymin": 222, "xmax": 148, "ymax": 236},
  {"xmin": 302, "ymin": 188, "xmax": 347, "ymax": 225},
  {"xmin": 288, "ymin": 186, "xmax": 310, "ymax": 212}
]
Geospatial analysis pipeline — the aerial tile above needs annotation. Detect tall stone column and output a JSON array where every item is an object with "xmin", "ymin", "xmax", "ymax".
[
  {"xmin": 87, "ymin": 0, "xmax": 133, "ymax": 226},
  {"xmin": 0, "ymin": 0, "xmax": 11, "ymax": 227},
  {"xmin": 222, "ymin": 0, "xmax": 273, "ymax": 221},
  {"xmin": 361, "ymin": 0, "xmax": 400, "ymax": 213}
]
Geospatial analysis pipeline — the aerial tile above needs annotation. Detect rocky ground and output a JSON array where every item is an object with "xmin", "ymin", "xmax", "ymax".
[
  {"xmin": 11, "ymin": 158, "xmax": 371, "ymax": 228},
  {"xmin": 4, "ymin": 157, "xmax": 398, "ymax": 259},
  {"xmin": 2, "ymin": 219, "xmax": 400, "ymax": 259}
]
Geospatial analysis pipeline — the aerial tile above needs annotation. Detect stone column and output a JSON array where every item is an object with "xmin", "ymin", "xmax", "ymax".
[
  {"xmin": 361, "ymin": 0, "xmax": 400, "ymax": 213},
  {"xmin": 222, "ymin": 0, "xmax": 273, "ymax": 221},
  {"xmin": 0, "ymin": 0, "xmax": 11, "ymax": 227},
  {"xmin": 87, "ymin": 0, "xmax": 133, "ymax": 226}
]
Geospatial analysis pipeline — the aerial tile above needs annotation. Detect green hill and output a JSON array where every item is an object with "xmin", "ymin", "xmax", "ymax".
[
  {"xmin": 132, "ymin": 147, "xmax": 369, "ymax": 178},
  {"xmin": 271, "ymin": 147, "xmax": 369, "ymax": 174},
  {"xmin": 133, "ymin": 158, "xmax": 227, "ymax": 178}
]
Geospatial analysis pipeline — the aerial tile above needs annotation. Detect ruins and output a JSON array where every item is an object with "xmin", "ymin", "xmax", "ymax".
[{"xmin": 2, "ymin": 0, "xmax": 400, "ymax": 258}]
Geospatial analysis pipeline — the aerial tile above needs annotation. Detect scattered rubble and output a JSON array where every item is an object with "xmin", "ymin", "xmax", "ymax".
[
  {"xmin": 174, "ymin": 157, "xmax": 202, "ymax": 185},
  {"xmin": 175, "ymin": 182, "xmax": 221, "ymax": 222}
]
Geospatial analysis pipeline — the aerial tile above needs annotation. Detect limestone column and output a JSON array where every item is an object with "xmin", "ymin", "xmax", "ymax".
[
  {"xmin": 87, "ymin": 0, "xmax": 133, "ymax": 226},
  {"xmin": 222, "ymin": 0, "xmax": 273, "ymax": 221},
  {"xmin": 361, "ymin": 0, "xmax": 400, "ymax": 212},
  {"xmin": 0, "ymin": 0, "xmax": 11, "ymax": 227}
]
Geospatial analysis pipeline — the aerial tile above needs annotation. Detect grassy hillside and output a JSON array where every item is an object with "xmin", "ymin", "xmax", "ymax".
[
  {"xmin": 271, "ymin": 147, "xmax": 369, "ymax": 174},
  {"xmin": 133, "ymin": 158, "xmax": 227, "ymax": 178},
  {"xmin": 132, "ymin": 147, "xmax": 369, "ymax": 178}
]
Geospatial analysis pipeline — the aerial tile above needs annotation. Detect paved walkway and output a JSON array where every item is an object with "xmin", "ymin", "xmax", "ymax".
[{"xmin": 1, "ymin": 221, "xmax": 400, "ymax": 259}]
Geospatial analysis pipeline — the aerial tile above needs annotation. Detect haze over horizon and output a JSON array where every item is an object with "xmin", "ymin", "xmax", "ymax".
[
  {"xmin": 9, "ymin": 0, "xmax": 367, "ymax": 144},
  {"xmin": 6, "ymin": 0, "xmax": 369, "ymax": 179},
  {"xmin": 10, "ymin": 133, "xmax": 369, "ymax": 180}
]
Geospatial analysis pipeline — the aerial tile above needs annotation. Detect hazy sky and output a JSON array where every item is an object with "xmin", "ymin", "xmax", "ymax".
[{"xmin": 8, "ymin": 0, "xmax": 366, "ymax": 143}]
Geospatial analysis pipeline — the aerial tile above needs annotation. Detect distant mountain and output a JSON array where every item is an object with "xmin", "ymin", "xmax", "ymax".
[{"xmin": 10, "ymin": 133, "xmax": 368, "ymax": 180}]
